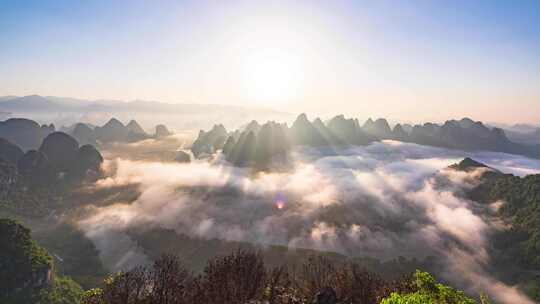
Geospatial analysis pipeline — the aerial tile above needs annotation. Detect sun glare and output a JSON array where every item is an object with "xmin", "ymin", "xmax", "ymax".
[{"xmin": 241, "ymin": 49, "xmax": 304, "ymax": 106}]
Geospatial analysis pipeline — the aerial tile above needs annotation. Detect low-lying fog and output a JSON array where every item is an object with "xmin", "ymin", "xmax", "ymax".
[{"xmin": 80, "ymin": 139, "xmax": 540, "ymax": 304}]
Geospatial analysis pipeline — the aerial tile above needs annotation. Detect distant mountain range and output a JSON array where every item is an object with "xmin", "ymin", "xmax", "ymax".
[
  {"xmin": 0, "ymin": 95, "xmax": 294, "ymax": 131},
  {"xmin": 192, "ymin": 114, "xmax": 540, "ymax": 167},
  {"xmin": 67, "ymin": 118, "xmax": 172, "ymax": 146},
  {"xmin": 0, "ymin": 95, "xmax": 259, "ymax": 113},
  {"xmin": 0, "ymin": 116, "xmax": 172, "ymax": 152}
]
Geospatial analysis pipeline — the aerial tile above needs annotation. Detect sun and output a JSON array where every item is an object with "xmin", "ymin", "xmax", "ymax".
[{"xmin": 241, "ymin": 49, "xmax": 304, "ymax": 106}]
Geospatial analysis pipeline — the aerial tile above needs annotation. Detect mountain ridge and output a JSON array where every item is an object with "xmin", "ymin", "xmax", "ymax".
[{"xmin": 192, "ymin": 113, "xmax": 540, "ymax": 167}]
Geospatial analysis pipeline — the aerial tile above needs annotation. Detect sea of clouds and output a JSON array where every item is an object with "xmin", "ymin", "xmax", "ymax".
[{"xmin": 79, "ymin": 140, "xmax": 540, "ymax": 303}]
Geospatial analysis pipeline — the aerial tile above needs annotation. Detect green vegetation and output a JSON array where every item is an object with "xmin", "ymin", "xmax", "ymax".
[
  {"xmin": 453, "ymin": 158, "xmax": 540, "ymax": 301},
  {"xmin": 380, "ymin": 271, "xmax": 477, "ymax": 304},
  {"xmin": 0, "ymin": 218, "xmax": 83, "ymax": 304},
  {"xmin": 485, "ymin": 175, "xmax": 540, "ymax": 302},
  {"xmin": 38, "ymin": 276, "xmax": 84, "ymax": 304},
  {"xmin": 0, "ymin": 218, "xmax": 53, "ymax": 303},
  {"xmin": 483, "ymin": 174, "xmax": 540, "ymax": 267}
]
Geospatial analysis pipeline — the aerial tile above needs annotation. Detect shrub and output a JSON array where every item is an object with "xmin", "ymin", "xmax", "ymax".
[{"xmin": 380, "ymin": 270, "xmax": 476, "ymax": 304}]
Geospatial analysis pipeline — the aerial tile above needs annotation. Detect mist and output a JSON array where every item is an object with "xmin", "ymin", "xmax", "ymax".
[{"xmin": 76, "ymin": 140, "xmax": 540, "ymax": 303}]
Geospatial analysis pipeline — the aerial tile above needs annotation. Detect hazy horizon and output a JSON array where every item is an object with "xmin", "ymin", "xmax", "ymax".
[{"xmin": 1, "ymin": 1, "xmax": 539, "ymax": 124}]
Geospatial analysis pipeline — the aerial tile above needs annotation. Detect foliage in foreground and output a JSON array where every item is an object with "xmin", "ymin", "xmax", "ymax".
[
  {"xmin": 82, "ymin": 250, "xmax": 416, "ymax": 304},
  {"xmin": 380, "ymin": 270, "xmax": 479, "ymax": 304},
  {"xmin": 0, "ymin": 218, "xmax": 84, "ymax": 304}
]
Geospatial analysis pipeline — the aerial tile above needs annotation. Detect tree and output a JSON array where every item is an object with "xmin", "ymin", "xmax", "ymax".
[{"xmin": 0, "ymin": 218, "xmax": 83, "ymax": 304}]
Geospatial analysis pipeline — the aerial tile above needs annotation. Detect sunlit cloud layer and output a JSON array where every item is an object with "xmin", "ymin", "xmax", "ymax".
[{"xmin": 80, "ymin": 141, "xmax": 540, "ymax": 303}]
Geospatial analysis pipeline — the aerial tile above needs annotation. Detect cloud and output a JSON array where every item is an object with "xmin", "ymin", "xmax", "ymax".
[{"xmin": 79, "ymin": 141, "xmax": 540, "ymax": 303}]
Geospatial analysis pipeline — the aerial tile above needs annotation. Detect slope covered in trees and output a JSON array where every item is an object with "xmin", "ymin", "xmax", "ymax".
[
  {"xmin": 0, "ymin": 219, "xmax": 84, "ymax": 304},
  {"xmin": 451, "ymin": 158, "xmax": 540, "ymax": 301}
]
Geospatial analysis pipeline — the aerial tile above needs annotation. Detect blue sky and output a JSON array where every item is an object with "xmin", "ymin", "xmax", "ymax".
[{"xmin": 0, "ymin": 0, "xmax": 539, "ymax": 123}]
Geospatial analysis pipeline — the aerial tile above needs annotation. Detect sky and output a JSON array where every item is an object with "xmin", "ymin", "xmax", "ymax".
[{"xmin": 0, "ymin": 0, "xmax": 539, "ymax": 123}]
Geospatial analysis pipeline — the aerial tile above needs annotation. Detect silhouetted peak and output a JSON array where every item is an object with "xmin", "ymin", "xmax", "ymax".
[
  {"xmin": 363, "ymin": 118, "xmax": 375, "ymax": 128},
  {"xmin": 374, "ymin": 118, "xmax": 391, "ymax": 131},
  {"xmin": 391, "ymin": 124, "xmax": 410, "ymax": 140},
  {"xmin": 392, "ymin": 124, "xmax": 408, "ymax": 136},
  {"xmin": 73, "ymin": 123, "xmax": 93, "ymax": 132},
  {"xmin": 103, "ymin": 118, "xmax": 125, "ymax": 128},
  {"xmin": 244, "ymin": 120, "xmax": 261, "ymax": 133},
  {"xmin": 491, "ymin": 127, "xmax": 509, "ymax": 140},
  {"xmin": 312, "ymin": 118, "xmax": 325, "ymax": 129},
  {"xmin": 39, "ymin": 132, "xmax": 80, "ymax": 171},
  {"xmin": 334, "ymin": 114, "xmax": 346, "ymax": 120},
  {"xmin": 155, "ymin": 124, "xmax": 171, "ymax": 137},
  {"xmin": 77, "ymin": 144, "xmax": 103, "ymax": 170},
  {"xmin": 126, "ymin": 120, "xmax": 146, "ymax": 134},
  {"xmin": 459, "ymin": 117, "xmax": 476, "ymax": 128},
  {"xmin": 292, "ymin": 113, "xmax": 314, "ymax": 130},
  {"xmin": 40, "ymin": 123, "xmax": 54, "ymax": 131},
  {"xmin": 295, "ymin": 113, "xmax": 309, "ymax": 123},
  {"xmin": 450, "ymin": 157, "xmax": 492, "ymax": 172},
  {"xmin": 39, "ymin": 132, "xmax": 79, "ymax": 154},
  {"xmin": 3, "ymin": 118, "xmax": 41, "ymax": 129},
  {"xmin": 211, "ymin": 124, "xmax": 227, "ymax": 134}
]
